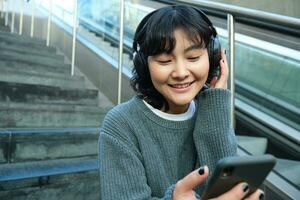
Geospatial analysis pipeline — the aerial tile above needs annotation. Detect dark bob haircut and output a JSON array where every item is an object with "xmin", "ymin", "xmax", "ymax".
[{"xmin": 130, "ymin": 5, "xmax": 214, "ymax": 110}]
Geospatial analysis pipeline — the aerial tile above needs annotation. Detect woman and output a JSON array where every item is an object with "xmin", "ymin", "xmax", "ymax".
[{"xmin": 98, "ymin": 5, "xmax": 264, "ymax": 200}]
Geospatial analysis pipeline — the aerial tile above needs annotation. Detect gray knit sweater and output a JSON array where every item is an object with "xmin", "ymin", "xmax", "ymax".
[{"xmin": 98, "ymin": 88, "xmax": 237, "ymax": 199}]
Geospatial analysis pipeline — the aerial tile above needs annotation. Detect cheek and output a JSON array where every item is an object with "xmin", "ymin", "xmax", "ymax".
[
  {"xmin": 193, "ymin": 59, "xmax": 210, "ymax": 79},
  {"xmin": 149, "ymin": 65, "xmax": 169, "ymax": 85}
]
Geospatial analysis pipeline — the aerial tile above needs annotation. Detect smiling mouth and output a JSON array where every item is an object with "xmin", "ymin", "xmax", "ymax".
[{"xmin": 169, "ymin": 81, "xmax": 195, "ymax": 88}]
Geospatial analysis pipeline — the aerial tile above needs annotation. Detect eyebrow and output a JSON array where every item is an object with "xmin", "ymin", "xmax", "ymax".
[{"xmin": 183, "ymin": 44, "xmax": 203, "ymax": 53}]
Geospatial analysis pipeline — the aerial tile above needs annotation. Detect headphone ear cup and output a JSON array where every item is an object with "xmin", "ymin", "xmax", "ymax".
[{"xmin": 207, "ymin": 36, "xmax": 221, "ymax": 84}]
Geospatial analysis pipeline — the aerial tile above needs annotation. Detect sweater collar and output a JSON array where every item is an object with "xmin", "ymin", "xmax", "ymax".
[{"xmin": 132, "ymin": 96, "xmax": 196, "ymax": 130}]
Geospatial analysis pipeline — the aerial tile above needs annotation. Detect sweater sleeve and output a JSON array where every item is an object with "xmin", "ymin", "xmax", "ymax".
[
  {"xmin": 98, "ymin": 110, "xmax": 175, "ymax": 200},
  {"xmin": 193, "ymin": 89, "xmax": 237, "ymax": 187}
]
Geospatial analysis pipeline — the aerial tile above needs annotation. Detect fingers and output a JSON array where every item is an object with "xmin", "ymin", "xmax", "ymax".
[
  {"xmin": 220, "ymin": 48, "xmax": 229, "ymax": 77},
  {"xmin": 209, "ymin": 76, "xmax": 218, "ymax": 88},
  {"xmin": 244, "ymin": 189, "xmax": 265, "ymax": 200},
  {"xmin": 215, "ymin": 182, "xmax": 250, "ymax": 200},
  {"xmin": 176, "ymin": 166, "xmax": 209, "ymax": 193},
  {"xmin": 213, "ymin": 49, "xmax": 228, "ymax": 89}
]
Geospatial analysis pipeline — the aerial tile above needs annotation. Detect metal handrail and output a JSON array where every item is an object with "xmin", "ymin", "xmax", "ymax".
[
  {"xmin": 71, "ymin": 0, "xmax": 78, "ymax": 76},
  {"xmin": 159, "ymin": 0, "xmax": 300, "ymax": 29},
  {"xmin": 0, "ymin": 127, "xmax": 101, "ymax": 135},
  {"xmin": 0, "ymin": 0, "xmax": 4, "ymax": 18},
  {"xmin": 10, "ymin": 0, "xmax": 15, "ymax": 33},
  {"xmin": 27, "ymin": 0, "xmax": 78, "ymax": 76},
  {"xmin": 30, "ymin": 0, "xmax": 35, "ymax": 37},
  {"xmin": 117, "ymin": 0, "xmax": 125, "ymax": 105},
  {"xmin": 5, "ymin": 0, "xmax": 8, "ymax": 26},
  {"xmin": 227, "ymin": 14, "xmax": 235, "ymax": 128},
  {"xmin": 18, "ymin": 0, "xmax": 23, "ymax": 34},
  {"xmin": 46, "ymin": 0, "xmax": 52, "ymax": 46}
]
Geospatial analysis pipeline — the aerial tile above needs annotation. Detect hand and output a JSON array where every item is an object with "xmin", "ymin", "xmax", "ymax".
[
  {"xmin": 173, "ymin": 166, "xmax": 209, "ymax": 200},
  {"xmin": 209, "ymin": 49, "xmax": 228, "ymax": 89},
  {"xmin": 173, "ymin": 165, "xmax": 265, "ymax": 200},
  {"xmin": 211, "ymin": 182, "xmax": 265, "ymax": 200}
]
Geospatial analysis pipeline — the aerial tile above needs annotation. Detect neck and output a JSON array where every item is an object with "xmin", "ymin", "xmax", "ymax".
[{"xmin": 161, "ymin": 104, "xmax": 189, "ymax": 114}]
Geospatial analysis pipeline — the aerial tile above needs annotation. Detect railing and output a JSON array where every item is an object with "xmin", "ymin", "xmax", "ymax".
[
  {"xmin": 117, "ymin": 0, "xmax": 125, "ymax": 104},
  {"xmin": 1, "ymin": 0, "xmax": 79, "ymax": 76},
  {"xmin": 155, "ymin": 0, "xmax": 300, "ymax": 36}
]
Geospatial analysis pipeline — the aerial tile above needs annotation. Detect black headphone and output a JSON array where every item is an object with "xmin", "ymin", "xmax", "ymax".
[{"xmin": 133, "ymin": 5, "xmax": 221, "ymax": 85}]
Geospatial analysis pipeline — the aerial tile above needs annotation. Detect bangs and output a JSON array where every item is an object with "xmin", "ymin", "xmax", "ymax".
[{"xmin": 141, "ymin": 6, "xmax": 211, "ymax": 56}]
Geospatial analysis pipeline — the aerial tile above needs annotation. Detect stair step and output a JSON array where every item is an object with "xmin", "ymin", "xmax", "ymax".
[
  {"xmin": 0, "ymin": 43, "xmax": 64, "ymax": 60},
  {"xmin": 0, "ymin": 30, "xmax": 46, "ymax": 45},
  {"xmin": 0, "ymin": 157, "xmax": 99, "ymax": 200},
  {"xmin": 237, "ymin": 135, "xmax": 268, "ymax": 155},
  {"xmin": 275, "ymin": 158, "xmax": 300, "ymax": 187},
  {"xmin": 0, "ymin": 50, "xmax": 70, "ymax": 69},
  {"xmin": 0, "ymin": 102, "xmax": 111, "ymax": 128},
  {"xmin": 0, "ymin": 60, "xmax": 70, "ymax": 76},
  {"xmin": 0, "ymin": 128, "xmax": 100, "ymax": 163},
  {"xmin": 0, "ymin": 25, "xmax": 10, "ymax": 32},
  {"xmin": 0, "ymin": 35, "xmax": 56, "ymax": 53},
  {"xmin": 0, "ymin": 68, "xmax": 85, "ymax": 89},
  {"xmin": 0, "ymin": 81, "xmax": 99, "ymax": 106},
  {"xmin": 0, "ymin": 157, "xmax": 98, "ymax": 180}
]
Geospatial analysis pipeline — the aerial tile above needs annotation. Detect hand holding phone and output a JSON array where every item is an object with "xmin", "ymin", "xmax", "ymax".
[{"xmin": 201, "ymin": 154, "xmax": 277, "ymax": 200}]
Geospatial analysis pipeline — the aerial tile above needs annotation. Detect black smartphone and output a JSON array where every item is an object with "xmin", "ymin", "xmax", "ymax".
[{"xmin": 201, "ymin": 154, "xmax": 277, "ymax": 200}]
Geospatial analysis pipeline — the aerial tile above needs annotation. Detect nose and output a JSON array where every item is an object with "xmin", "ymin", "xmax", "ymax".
[{"xmin": 171, "ymin": 61, "xmax": 189, "ymax": 80}]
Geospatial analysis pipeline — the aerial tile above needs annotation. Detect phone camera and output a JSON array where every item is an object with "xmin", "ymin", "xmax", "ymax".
[{"xmin": 222, "ymin": 167, "xmax": 234, "ymax": 177}]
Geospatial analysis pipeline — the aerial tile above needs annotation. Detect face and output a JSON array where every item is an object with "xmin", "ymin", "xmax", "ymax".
[{"xmin": 148, "ymin": 29, "xmax": 209, "ymax": 114}]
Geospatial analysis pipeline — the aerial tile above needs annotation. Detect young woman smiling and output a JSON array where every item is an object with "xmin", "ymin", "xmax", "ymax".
[{"xmin": 98, "ymin": 5, "xmax": 264, "ymax": 200}]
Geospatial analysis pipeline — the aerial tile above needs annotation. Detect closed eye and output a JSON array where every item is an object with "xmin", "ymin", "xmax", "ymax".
[
  {"xmin": 157, "ymin": 60, "xmax": 171, "ymax": 65},
  {"xmin": 188, "ymin": 56, "xmax": 200, "ymax": 61}
]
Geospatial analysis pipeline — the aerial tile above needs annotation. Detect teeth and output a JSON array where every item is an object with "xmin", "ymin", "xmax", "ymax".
[{"xmin": 172, "ymin": 83, "xmax": 190, "ymax": 88}]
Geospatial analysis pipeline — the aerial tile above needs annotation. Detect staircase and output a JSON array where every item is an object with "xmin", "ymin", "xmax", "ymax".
[
  {"xmin": 0, "ymin": 16, "xmax": 113, "ymax": 199},
  {"xmin": 2, "ymin": 10, "xmax": 296, "ymax": 199}
]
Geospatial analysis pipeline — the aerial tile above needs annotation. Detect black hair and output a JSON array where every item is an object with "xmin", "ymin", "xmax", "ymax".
[{"xmin": 130, "ymin": 5, "xmax": 214, "ymax": 110}]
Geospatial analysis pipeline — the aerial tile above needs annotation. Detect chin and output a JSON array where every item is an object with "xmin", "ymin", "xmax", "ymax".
[{"xmin": 171, "ymin": 97, "xmax": 194, "ymax": 107}]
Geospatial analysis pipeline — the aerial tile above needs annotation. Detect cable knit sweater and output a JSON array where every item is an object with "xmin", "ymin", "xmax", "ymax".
[{"xmin": 98, "ymin": 89, "xmax": 237, "ymax": 199}]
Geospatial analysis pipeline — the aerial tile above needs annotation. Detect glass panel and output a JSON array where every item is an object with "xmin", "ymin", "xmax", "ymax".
[
  {"xmin": 36, "ymin": 0, "xmax": 74, "ymax": 26},
  {"xmin": 206, "ymin": 0, "xmax": 300, "ymax": 18},
  {"xmin": 219, "ymin": 22, "xmax": 300, "ymax": 191}
]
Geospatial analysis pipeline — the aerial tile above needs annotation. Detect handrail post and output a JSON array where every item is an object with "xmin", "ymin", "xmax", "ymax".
[
  {"xmin": 46, "ymin": 0, "xmax": 52, "ymax": 46},
  {"xmin": 117, "ymin": 0, "xmax": 125, "ymax": 104},
  {"xmin": 71, "ymin": 0, "xmax": 78, "ymax": 76},
  {"xmin": 11, "ymin": 0, "xmax": 15, "ymax": 33},
  {"xmin": 4, "ymin": 0, "xmax": 8, "ymax": 26},
  {"xmin": 227, "ymin": 14, "xmax": 235, "ymax": 128},
  {"xmin": 30, "ymin": 0, "xmax": 36, "ymax": 37},
  {"xmin": 19, "ymin": 0, "xmax": 24, "ymax": 35},
  {"xmin": 1, "ymin": 0, "xmax": 4, "ymax": 18}
]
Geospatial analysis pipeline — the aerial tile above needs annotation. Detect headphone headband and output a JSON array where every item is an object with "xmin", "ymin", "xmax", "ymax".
[{"xmin": 133, "ymin": 5, "xmax": 217, "ymax": 52}]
